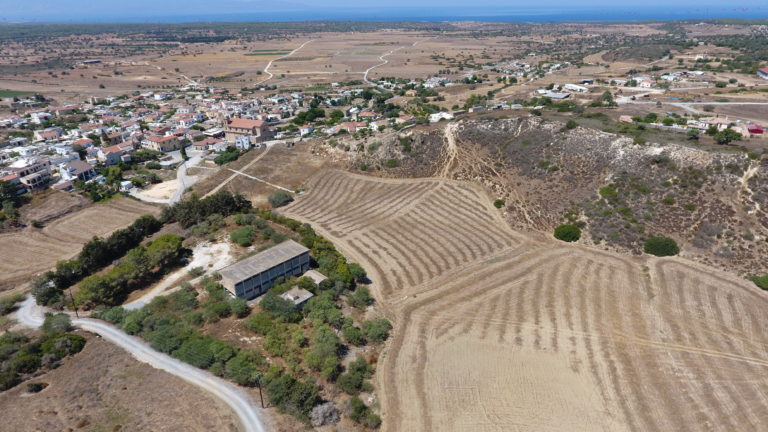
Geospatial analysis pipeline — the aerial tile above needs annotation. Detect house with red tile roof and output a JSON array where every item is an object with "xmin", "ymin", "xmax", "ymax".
[{"xmin": 224, "ymin": 118, "xmax": 270, "ymax": 141}]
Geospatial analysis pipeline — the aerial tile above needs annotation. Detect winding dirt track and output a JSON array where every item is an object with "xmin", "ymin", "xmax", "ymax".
[{"xmin": 284, "ymin": 169, "xmax": 768, "ymax": 432}]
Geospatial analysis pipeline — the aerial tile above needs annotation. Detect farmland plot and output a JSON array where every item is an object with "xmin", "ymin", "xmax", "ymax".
[
  {"xmin": 0, "ymin": 198, "xmax": 160, "ymax": 291},
  {"xmin": 284, "ymin": 169, "xmax": 768, "ymax": 432}
]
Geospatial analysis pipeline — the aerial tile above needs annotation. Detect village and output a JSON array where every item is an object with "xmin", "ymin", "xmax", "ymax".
[
  {"xmin": 2, "ymin": 51, "xmax": 767, "ymax": 205},
  {"xmin": 2, "ymin": 18, "xmax": 768, "ymax": 432}
]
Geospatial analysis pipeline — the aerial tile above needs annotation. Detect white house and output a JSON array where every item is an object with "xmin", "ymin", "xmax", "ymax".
[
  {"xmin": 564, "ymin": 84, "xmax": 589, "ymax": 93},
  {"xmin": 429, "ymin": 112, "xmax": 454, "ymax": 123}
]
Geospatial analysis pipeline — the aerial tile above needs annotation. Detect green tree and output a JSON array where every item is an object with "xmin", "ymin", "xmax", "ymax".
[
  {"xmin": 225, "ymin": 351, "xmax": 263, "ymax": 386},
  {"xmin": 713, "ymin": 128, "xmax": 741, "ymax": 145},
  {"xmin": 554, "ymin": 224, "xmax": 581, "ymax": 242},
  {"xmin": 304, "ymin": 325, "xmax": 341, "ymax": 380},
  {"xmin": 105, "ymin": 165, "xmax": 122, "ymax": 184},
  {"xmin": 0, "ymin": 181, "xmax": 20, "ymax": 207},
  {"xmin": 644, "ymin": 236, "xmax": 679, "ymax": 257},
  {"xmin": 268, "ymin": 191, "xmax": 294, "ymax": 208},
  {"xmin": 362, "ymin": 318, "xmax": 392, "ymax": 344}
]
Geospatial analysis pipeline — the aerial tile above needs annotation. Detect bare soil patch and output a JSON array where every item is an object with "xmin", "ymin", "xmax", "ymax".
[{"xmin": 0, "ymin": 335, "xmax": 243, "ymax": 432}]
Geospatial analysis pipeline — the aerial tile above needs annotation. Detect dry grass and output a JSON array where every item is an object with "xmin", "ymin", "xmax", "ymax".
[
  {"xmin": 0, "ymin": 335, "xmax": 243, "ymax": 432},
  {"xmin": 0, "ymin": 197, "xmax": 160, "ymax": 291},
  {"xmin": 284, "ymin": 169, "xmax": 768, "ymax": 432}
]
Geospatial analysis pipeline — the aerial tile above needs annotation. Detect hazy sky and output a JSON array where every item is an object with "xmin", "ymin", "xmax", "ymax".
[{"xmin": 2, "ymin": 0, "xmax": 767, "ymax": 22}]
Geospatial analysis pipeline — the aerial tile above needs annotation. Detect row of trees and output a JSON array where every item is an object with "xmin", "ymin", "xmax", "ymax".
[
  {"xmin": 32, "ymin": 215, "xmax": 163, "ymax": 306},
  {"xmin": 74, "ymin": 234, "xmax": 186, "ymax": 307},
  {"xmin": 161, "ymin": 191, "xmax": 251, "ymax": 228}
]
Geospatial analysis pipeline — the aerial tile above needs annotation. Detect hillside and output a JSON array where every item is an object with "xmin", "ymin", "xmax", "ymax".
[{"xmin": 342, "ymin": 116, "xmax": 767, "ymax": 276}]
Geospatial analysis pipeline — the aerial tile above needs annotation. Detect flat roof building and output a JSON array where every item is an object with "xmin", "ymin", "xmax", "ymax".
[
  {"xmin": 219, "ymin": 240, "xmax": 310, "ymax": 300},
  {"xmin": 280, "ymin": 287, "xmax": 315, "ymax": 308}
]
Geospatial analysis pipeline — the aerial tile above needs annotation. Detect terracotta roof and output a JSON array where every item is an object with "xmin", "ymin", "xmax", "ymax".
[{"xmin": 228, "ymin": 118, "xmax": 265, "ymax": 129}]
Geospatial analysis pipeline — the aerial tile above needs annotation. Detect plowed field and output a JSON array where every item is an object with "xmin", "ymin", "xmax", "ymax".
[{"xmin": 284, "ymin": 169, "xmax": 768, "ymax": 432}]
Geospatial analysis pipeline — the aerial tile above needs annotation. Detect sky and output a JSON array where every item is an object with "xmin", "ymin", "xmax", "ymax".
[{"xmin": 2, "ymin": 0, "xmax": 768, "ymax": 23}]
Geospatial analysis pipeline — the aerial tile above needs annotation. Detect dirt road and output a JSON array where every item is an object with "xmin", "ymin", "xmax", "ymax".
[{"xmin": 15, "ymin": 297, "xmax": 266, "ymax": 432}]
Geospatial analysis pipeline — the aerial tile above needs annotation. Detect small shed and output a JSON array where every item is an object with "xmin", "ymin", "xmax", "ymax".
[
  {"xmin": 303, "ymin": 269, "xmax": 328, "ymax": 286},
  {"xmin": 280, "ymin": 287, "xmax": 314, "ymax": 308}
]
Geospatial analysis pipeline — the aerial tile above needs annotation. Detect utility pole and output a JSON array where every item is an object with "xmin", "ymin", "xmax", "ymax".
[
  {"xmin": 68, "ymin": 291, "xmax": 79, "ymax": 318},
  {"xmin": 257, "ymin": 381, "xmax": 265, "ymax": 408}
]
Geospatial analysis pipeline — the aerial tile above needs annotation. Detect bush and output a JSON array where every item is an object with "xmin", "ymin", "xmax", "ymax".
[
  {"xmin": 362, "ymin": 318, "xmax": 392, "ymax": 344},
  {"xmin": 347, "ymin": 286, "xmax": 374, "ymax": 310},
  {"xmin": 42, "ymin": 313, "xmax": 72, "ymax": 334},
  {"xmin": 268, "ymin": 191, "xmax": 294, "ymax": 208},
  {"xmin": 173, "ymin": 336, "xmax": 215, "ymax": 368},
  {"xmin": 245, "ymin": 311, "xmax": 274, "ymax": 335},
  {"xmin": 493, "ymin": 199, "xmax": 505, "ymax": 209},
  {"xmin": 264, "ymin": 372, "xmax": 321, "ymax": 422},
  {"xmin": 554, "ymin": 224, "xmax": 581, "ymax": 242},
  {"xmin": 40, "ymin": 333, "xmax": 86, "ymax": 358},
  {"xmin": 337, "ymin": 356, "xmax": 372, "ymax": 395},
  {"xmin": 750, "ymin": 275, "xmax": 768, "ymax": 290},
  {"xmin": 644, "ymin": 236, "xmax": 679, "ymax": 257},
  {"xmin": 230, "ymin": 298, "xmax": 250, "ymax": 318},
  {"xmin": 225, "ymin": 350, "xmax": 263, "ymax": 386},
  {"xmin": 0, "ymin": 371, "xmax": 20, "ymax": 391},
  {"xmin": 342, "ymin": 324, "xmax": 366, "ymax": 346},
  {"xmin": 26, "ymin": 382, "xmax": 47, "ymax": 393},
  {"xmin": 0, "ymin": 294, "xmax": 23, "ymax": 316},
  {"xmin": 564, "ymin": 119, "xmax": 578, "ymax": 130},
  {"xmin": 349, "ymin": 396, "xmax": 381, "ymax": 429},
  {"xmin": 384, "ymin": 159, "xmax": 399, "ymax": 168},
  {"xmin": 230, "ymin": 226, "xmax": 256, "ymax": 247}
]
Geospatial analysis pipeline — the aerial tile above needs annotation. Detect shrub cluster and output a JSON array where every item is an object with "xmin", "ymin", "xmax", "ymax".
[
  {"xmin": 554, "ymin": 224, "xmax": 581, "ymax": 242},
  {"xmin": 33, "ymin": 215, "xmax": 163, "ymax": 306},
  {"xmin": 0, "ymin": 314, "xmax": 86, "ymax": 391},
  {"xmin": 161, "ymin": 191, "xmax": 251, "ymax": 228},
  {"xmin": 100, "ymin": 284, "xmax": 321, "ymax": 423},
  {"xmin": 643, "ymin": 236, "xmax": 679, "ymax": 257},
  {"xmin": 74, "ymin": 234, "xmax": 186, "ymax": 307}
]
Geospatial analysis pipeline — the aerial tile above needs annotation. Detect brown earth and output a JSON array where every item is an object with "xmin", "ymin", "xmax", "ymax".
[
  {"xmin": 0, "ymin": 197, "xmax": 160, "ymax": 292},
  {"xmin": 19, "ymin": 190, "xmax": 91, "ymax": 225},
  {"xmin": 283, "ymin": 168, "xmax": 768, "ymax": 432},
  {"xmin": 0, "ymin": 334, "xmax": 243, "ymax": 432}
]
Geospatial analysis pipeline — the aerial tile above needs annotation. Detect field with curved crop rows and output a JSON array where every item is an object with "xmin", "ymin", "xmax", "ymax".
[{"xmin": 285, "ymin": 169, "xmax": 768, "ymax": 432}]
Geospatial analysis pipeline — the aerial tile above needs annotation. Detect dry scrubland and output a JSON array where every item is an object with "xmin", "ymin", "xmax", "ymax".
[
  {"xmin": 0, "ymin": 336, "xmax": 242, "ymax": 431},
  {"xmin": 285, "ymin": 169, "xmax": 768, "ymax": 432},
  {"xmin": 0, "ymin": 197, "xmax": 159, "ymax": 291}
]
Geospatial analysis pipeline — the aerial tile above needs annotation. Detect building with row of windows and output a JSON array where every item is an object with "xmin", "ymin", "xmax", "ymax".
[{"xmin": 219, "ymin": 240, "xmax": 311, "ymax": 300}]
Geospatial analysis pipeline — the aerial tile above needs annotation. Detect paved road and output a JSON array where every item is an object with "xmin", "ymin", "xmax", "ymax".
[{"xmin": 15, "ymin": 297, "xmax": 267, "ymax": 432}]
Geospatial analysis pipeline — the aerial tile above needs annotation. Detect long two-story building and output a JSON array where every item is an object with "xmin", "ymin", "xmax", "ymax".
[{"xmin": 218, "ymin": 240, "xmax": 311, "ymax": 300}]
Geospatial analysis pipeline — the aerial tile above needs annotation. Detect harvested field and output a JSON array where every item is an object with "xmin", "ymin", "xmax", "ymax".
[
  {"xmin": 19, "ymin": 190, "xmax": 91, "ymax": 225},
  {"xmin": 0, "ymin": 197, "xmax": 160, "ymax": 291},
  {"xmin": 285, "ymin": 170, "xmax": 526, "ymax": 299},
  {"xmin": 284, "ymin": 169, "xmax": 768, "ymax": 432}
]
